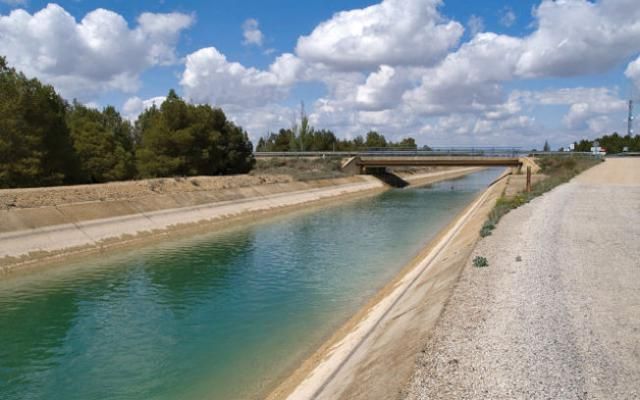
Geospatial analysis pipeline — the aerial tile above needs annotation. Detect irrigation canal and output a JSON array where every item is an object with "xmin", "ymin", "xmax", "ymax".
[{"xmin": 0, "ymin": 168, "xmax": 503, "ymax": 400}]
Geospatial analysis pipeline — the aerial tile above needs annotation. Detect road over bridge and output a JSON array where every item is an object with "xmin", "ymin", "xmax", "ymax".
[
  {"xmin": 339, "ymin": 155, "xmax": 529, "ymax": 175},
  {"xmin": 255, "ymin": 148, "xmax": 541, "ymax": 174},
  {"xmin": 347, "ymin": 155, "xmax": 521, "ymax": 170}
]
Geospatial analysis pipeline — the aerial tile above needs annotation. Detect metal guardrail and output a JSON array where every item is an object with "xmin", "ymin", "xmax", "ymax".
[
  {"xmin": 255, "ymin": 148, "xmax": 600, "ymax": 158},
  {"xmin": 607, "ymin": 152, "xmax": 640, "ymax": 157},
  {"xmin": 256, "ymin": 147, "xmax": 523, "ymax": 158},
  {"xmin": 529, "ymin": 151, "xmax": 598, "ymax": 157}
]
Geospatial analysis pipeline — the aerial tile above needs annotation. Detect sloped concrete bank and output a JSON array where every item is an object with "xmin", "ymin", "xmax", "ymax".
[
  {"xmin": 0, "ymin": 167, "xmax": 480, "ymax": 275},
  {"xmin": 267, "ymin": 168, "xmax": 510, "ymax": 400},
  {"xmin": 400, "ymin": 167, "xmax": 483, "ymax": 187}
]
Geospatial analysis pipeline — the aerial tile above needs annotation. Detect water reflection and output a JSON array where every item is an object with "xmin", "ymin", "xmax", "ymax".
[{"xmin": 143, "ymin": 230, "xmax": 257, "ymax": 312}]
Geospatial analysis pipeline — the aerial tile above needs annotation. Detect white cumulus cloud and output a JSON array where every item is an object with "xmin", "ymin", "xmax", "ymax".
[
  {"xmin": 122, "ymin": 96, "xmax": 166, "ymax": 120},
  {"xmin": 625, "ymin": 55, "xmax": 640, "ymax": 89},
  {"xmin": 242, "ymin": 18, "xmax": 264, "ymax": 46},
  {"xmin": 181, "ymin": 47, "xmax": 304, "ymax": 106},
  {"xmin": 295, "ymin": 0, "xmax": 463, "ymax": 70},
  {"xmin": 0, "ymin": 4, "xmax": 193, "ymax": 99},
  {"xmin": 514, "ymin": 87, "xmax": 627, "ymax": 133},
  {"xmin": 516, "ymin": 0, "xmax": 640, "ymax": 78},
  {"xmin": 404, "ymin": 33, "xmax": 523, "ymax": 116},
  {"xmin": 354, "ymin": 66, "xmax": 423, "ymax": 111}
]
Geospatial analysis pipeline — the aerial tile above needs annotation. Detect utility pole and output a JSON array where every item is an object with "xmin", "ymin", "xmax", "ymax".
[
  {"xmin": 628, "ymin": 99, "xmax": 634, "ymax": 136},
  {"xmin": 299, "ymin": 101, "xmax": 306, "ymax": 152}
]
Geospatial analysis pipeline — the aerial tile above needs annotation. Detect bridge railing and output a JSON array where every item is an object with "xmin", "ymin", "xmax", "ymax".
[
  {"xmin": 529, "ymin": 151, "xmax": 600, "ymax": 158},
  {"xmin": 254, "ymin": 149, "xmax": 601, "ymax": 158},
  {"xmin": 607, "ymin": 152, "xmax": 640, "ymax": 157},
  {"xmin": 411, "ymin": 147, "xmax": 522, "ymax": 157},
  {"xmin": 255, "ymin": 147, "xmax": 524, "ymax": 158}
]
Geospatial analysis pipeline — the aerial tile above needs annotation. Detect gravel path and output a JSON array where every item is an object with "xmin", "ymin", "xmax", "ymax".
[{"xmin": 405, "ymin": 159, "xmax": 640, "ymax": 400}]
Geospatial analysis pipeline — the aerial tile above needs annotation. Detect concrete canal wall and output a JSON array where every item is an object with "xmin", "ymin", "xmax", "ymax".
[{"xmin": 0, "ymin": 167, "xmax": 481, "ymax": 274}]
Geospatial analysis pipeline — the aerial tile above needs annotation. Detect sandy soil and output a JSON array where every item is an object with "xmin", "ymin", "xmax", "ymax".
[{"xmin": 405, "ymin": 158, "xmax": 640, "ymax": 399}]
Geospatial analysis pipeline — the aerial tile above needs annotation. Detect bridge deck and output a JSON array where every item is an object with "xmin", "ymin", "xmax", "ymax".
[{"xmin": 357, "ymin": 157, "xmax": 522, "ymax": 167}]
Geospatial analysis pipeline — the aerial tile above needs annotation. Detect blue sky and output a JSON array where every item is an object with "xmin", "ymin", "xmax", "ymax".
[{"xmin": 1, "ymin": 0, "xmax": 639, "ymax": 148}]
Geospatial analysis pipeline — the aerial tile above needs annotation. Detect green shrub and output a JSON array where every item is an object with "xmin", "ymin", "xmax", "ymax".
[
  {"xmin": 480, "ymin": 221, "xmax": 495, "ymax": 237},
  {"xmin": 473, "ymin": 256, "xmax": 489, "ymax": 268}
]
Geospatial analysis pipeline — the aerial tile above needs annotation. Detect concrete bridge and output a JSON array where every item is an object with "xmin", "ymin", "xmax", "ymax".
[
  {"xmin": 254, "ymin": 148, "xmax": 558, "ymax": 175},
  {"xmin": 342, "ymin": 155, "xmax": 524, "ymax": 174}
]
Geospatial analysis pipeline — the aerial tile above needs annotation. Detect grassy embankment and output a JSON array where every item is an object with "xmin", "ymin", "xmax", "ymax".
[{"xmin": 480, "ymin": 156, "xmax": 602, "ymax": 237}]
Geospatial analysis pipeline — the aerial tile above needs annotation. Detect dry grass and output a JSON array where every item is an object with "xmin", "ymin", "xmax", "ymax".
[{"xmin": 251, "ymin": 157, "xmax": 350, "ymax": 181}]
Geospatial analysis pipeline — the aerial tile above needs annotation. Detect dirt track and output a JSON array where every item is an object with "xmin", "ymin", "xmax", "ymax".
[{"xmin": 405, "ymin": 158, "xmax": 640, "ymax": 399}]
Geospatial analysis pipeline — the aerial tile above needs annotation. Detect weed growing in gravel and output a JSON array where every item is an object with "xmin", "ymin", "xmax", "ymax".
[
  {"xmin": 484, "ymin": 194, "xmax": 529, "ymax": 228},
  {"xmin": 480, "ymin": 221, "xmax": 495, "ymax": 237},
  {"xmin": 473, "ymin": 256, "xmax": 489, "ymax": 268}
]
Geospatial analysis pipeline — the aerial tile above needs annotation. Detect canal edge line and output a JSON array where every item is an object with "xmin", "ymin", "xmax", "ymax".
[
  {"xmin": 267, "ymin": 169, "xmax": 511, "ymax": 400},
  {"xmin": 0, "ymin": 167, "xmax": 482, "ymax": 276}
]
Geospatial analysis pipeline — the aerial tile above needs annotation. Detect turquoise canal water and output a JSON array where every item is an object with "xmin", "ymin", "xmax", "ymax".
[{"xmin": 0, "ymin": 169, "xmax": 502, "ymax": 400}]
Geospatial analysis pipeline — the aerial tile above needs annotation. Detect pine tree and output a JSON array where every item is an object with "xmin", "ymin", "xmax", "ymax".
[
  {"xmin": 365, "ymin": 131, "xmax": 388, "ymax": 148},
  {"xmin": 135, "ymin": 90, "xmax": 254, "ymax": 178},
  {"xmin": 0, "ymin": 56, "xmax": 80, "ymax": 188},
  {"xmin": 67, "ymin": 103, "xmax": 135, "ymax": 182}
]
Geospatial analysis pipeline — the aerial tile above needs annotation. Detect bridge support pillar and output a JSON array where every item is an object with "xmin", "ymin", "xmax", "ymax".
[{"xmin": 340, "ymin": 156, "xmax": 363, "ymax": 175}]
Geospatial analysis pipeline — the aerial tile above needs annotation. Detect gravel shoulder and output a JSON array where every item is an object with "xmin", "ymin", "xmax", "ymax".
[{"xmin": 404, "ymin": 158, "xmax": 640, "ymax": 400}]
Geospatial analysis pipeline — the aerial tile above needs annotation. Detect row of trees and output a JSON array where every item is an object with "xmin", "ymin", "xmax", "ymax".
[
  {"xmin": 256, "ymin": 108, "xmax": 418, "ymax": 152},
  {"xmin": 573, "ymin": 132, "xmax": 640, "ymax": 153},
  {"xmin": 256, "ymin": 129, "xmax": 417, "ymax": 152},
  {"xmin": 0, "ymin": 57, "xmax": 254, "ymax": 189}
]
